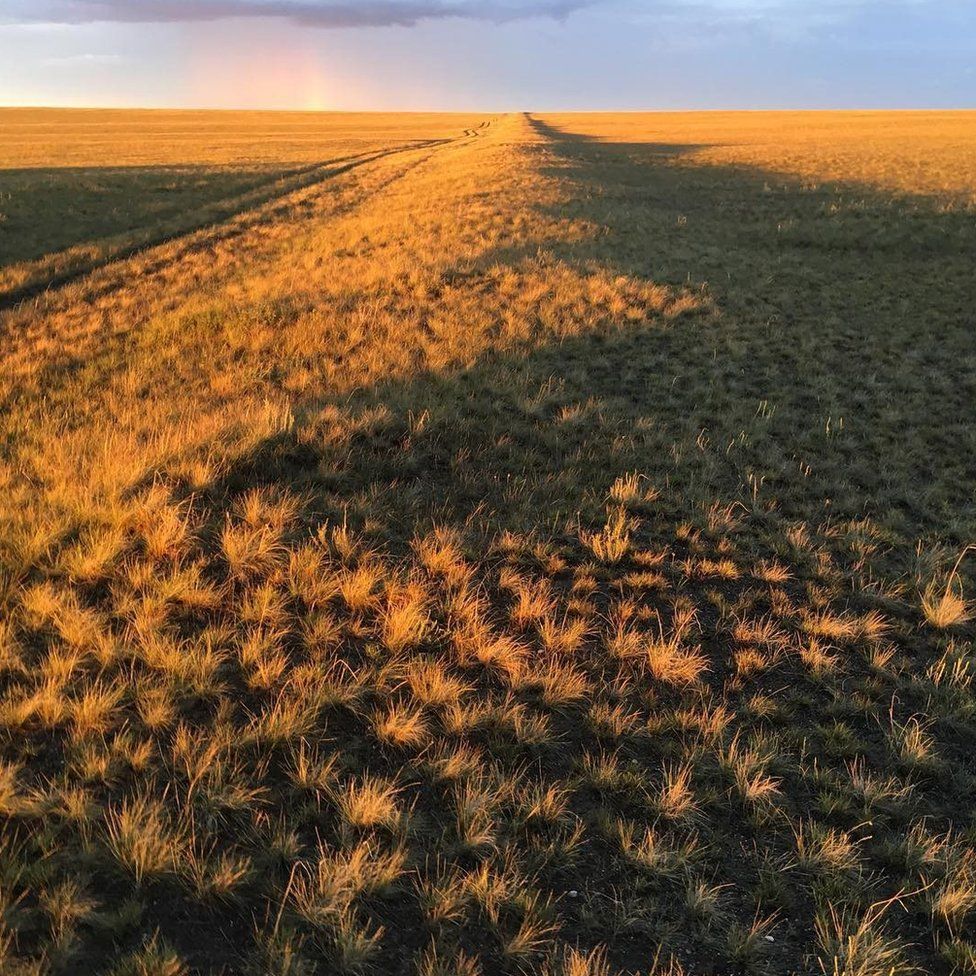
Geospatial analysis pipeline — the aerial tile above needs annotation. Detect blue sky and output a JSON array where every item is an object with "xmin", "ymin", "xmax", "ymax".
[{"xmin": 1, "ymin": 0, "xmax": 974, "ymax": 109}]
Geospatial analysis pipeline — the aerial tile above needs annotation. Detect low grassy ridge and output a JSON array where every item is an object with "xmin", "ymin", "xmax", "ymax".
[{"xmin": 0, "ymin": 109, "xmax": 974, "ymax": 975}]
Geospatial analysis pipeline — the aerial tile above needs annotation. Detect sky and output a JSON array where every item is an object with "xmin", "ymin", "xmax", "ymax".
[{"xmin": 0, "ymin": 0, "xmax": 974, "ymax": 110}]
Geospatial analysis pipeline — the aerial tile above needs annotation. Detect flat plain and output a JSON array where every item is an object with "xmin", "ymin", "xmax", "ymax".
[
  {"xmin": 0, "ymin": 109, "xmax": 485, "ymax": 303},
  {"xmin": 0, "ymin": 108, "xmax": 975, "ymax": 976}
]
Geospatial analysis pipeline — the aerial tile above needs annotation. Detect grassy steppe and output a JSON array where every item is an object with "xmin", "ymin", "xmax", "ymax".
[
  {"xmin": 0, "ymin": 109, "xmax": 485, "ymax": 303},
  {"xmin": 0, "ymin": 110, "xmax": 974, "ymax": 976}
]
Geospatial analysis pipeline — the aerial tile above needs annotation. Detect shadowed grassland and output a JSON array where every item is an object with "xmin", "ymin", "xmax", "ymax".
[
  {"xmin": 0, "ymin": 110, "xmax": 974, "ymax": 975},
  {"xmin": 0, "ymin": 109, "xmax": 486, "ymax": 303}
]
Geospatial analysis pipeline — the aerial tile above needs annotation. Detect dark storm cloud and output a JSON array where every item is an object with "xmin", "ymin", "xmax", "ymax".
[{"xmin": 7, "ymin": 0, "xmax": 598, "ymax": 28}]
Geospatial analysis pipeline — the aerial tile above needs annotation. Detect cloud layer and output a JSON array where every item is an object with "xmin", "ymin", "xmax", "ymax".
[
  {"xmin": 5, "ymin": 0, "xmax": 953, "ymax": 35},
  {"xmin": 6, "ymin": 0, "xmax": 597, "ymax": 28}
]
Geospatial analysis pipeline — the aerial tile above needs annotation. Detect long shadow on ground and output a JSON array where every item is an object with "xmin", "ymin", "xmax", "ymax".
[
  {"xmin": 150, "ymin": 116, "xmax": 976, "ymax": 972},
  {"xmin": 9, "ymin": 116, "xmax": 976, "ymax": 975},
  {"xmin": 215, "ymin": 114, "xmax": 976, "ymax": 554}
]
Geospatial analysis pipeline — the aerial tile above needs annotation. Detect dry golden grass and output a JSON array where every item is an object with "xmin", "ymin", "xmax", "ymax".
[
  {"xmin": 541, "ymin": 110, "xmax": 976, "ymax": 201},
  {"xmin": 0, "ymin": 108, "xmax": 486, "ymax": 303},
  {"xmin": 0, "ymin": 108, "xmax": 485, "ymax": 169},
  {"xmin": 0, "ymin": 109, "xmax": 974, "ymax": 975}
]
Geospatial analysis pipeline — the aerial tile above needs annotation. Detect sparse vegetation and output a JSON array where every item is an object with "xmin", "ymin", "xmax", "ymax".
[{"xmin": 0, "ymin": 107, "xmax": 974, "ymax": 974}]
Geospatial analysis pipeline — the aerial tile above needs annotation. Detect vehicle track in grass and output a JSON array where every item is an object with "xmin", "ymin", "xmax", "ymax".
[
  {"xmin": 0, "ymin": 119, "xmax": 495, "ymax": 313},
  {"xmin": 0, "ymin": 116, "xmax": 503, "ymax": 430},
  {"xmin": 1, "ymin": 108, "xmax": 975, "ymax": 976}
]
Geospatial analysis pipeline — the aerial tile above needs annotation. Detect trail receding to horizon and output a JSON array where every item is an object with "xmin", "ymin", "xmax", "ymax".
[{"xmin": 0, "ymin": 108, "xmax": 975, "ymax": 976}]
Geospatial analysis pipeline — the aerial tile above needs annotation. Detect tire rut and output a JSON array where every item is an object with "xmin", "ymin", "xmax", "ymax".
[{"xmin": 0, "ymin": 122, "xmax": 493, "ymax": 314}]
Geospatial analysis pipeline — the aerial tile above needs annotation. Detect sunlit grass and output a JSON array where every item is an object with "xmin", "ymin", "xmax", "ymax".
[{"xmin": 0, "ymin": 108, "xmax": 973, "ymax": 974}]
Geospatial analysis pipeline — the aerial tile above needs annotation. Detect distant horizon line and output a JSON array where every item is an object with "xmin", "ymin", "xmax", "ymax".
[{"xmin": 2, "ymin": 103, "xmax": 975, "ymax": 114}]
